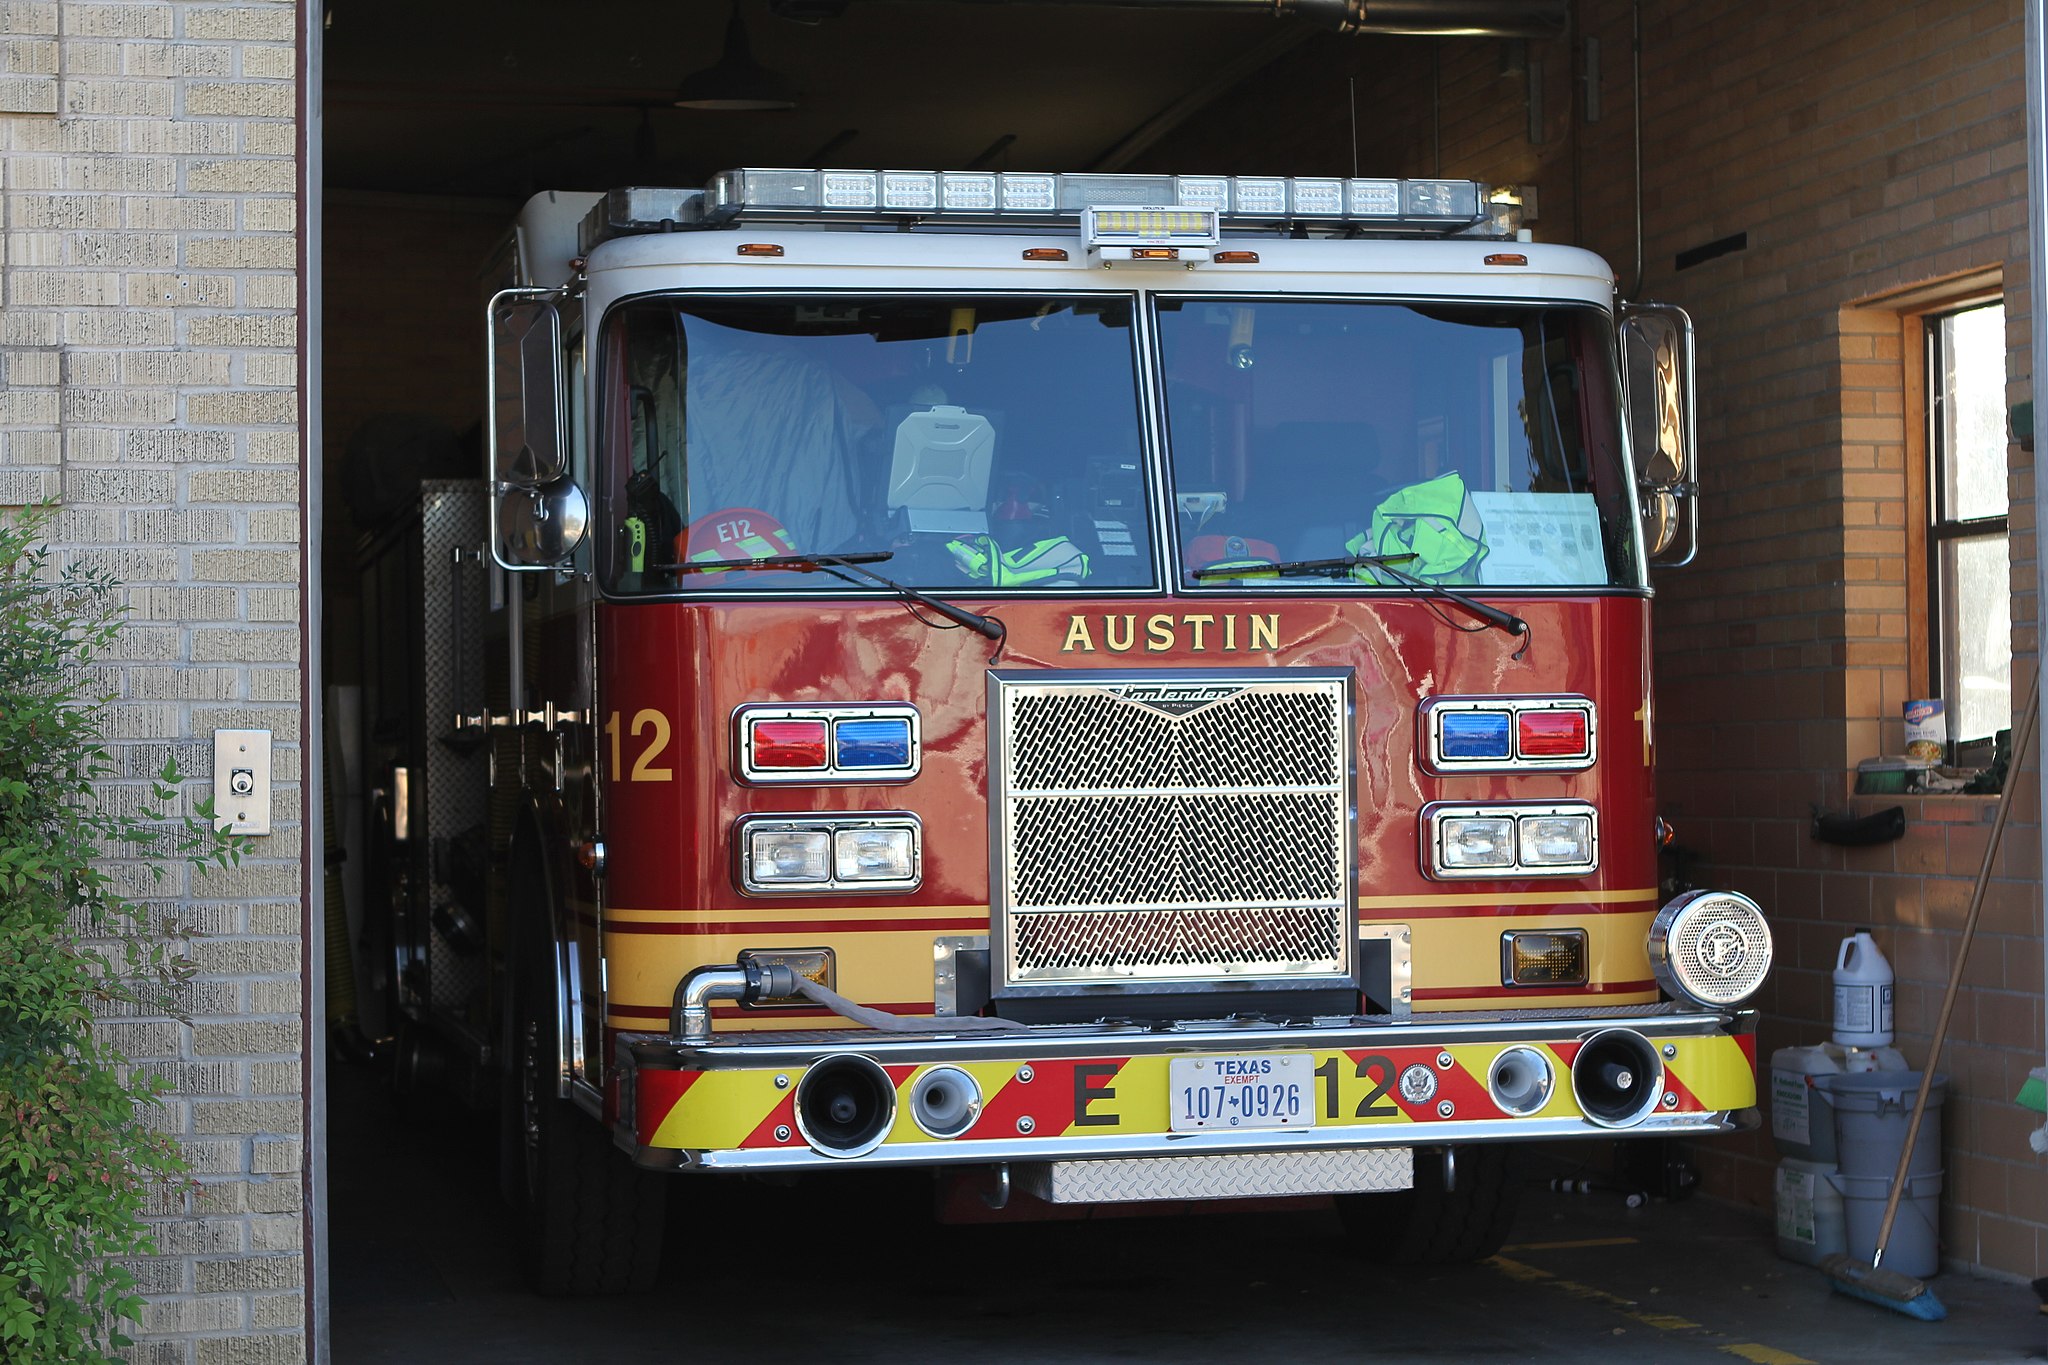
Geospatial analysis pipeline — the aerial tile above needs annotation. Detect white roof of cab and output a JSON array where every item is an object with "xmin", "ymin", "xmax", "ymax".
[{"xmin": 580, "ymin": 226, "xmax": 1618, "ymax": 310}]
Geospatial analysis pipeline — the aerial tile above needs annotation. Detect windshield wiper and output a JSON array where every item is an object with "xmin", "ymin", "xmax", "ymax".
[
  {"xmin": 671, "ymin": 550, "xmax": 1005, "ymax": 642},
  {"xmin": 1190, "ymin": 551, "xmax": 1528, "ymax": 644},
  {"xmin": 1189, "ymin": 552, "xmax": 1418, "ymax": 583},
  {"xmin": 1369, "ymin": 556, "xmax": 1529, "ymax": 643}
]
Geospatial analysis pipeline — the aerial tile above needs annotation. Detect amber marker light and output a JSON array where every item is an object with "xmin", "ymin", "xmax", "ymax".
[
  {"xmin": 737, "ymin": 242, "xmax": 785, "ymax": 256},
  {"xmin": 1021, "ymin": 247, "xmax": 1069, "ymax": 261},
  {"xmin": 1483, "ymin": 252, "xmax": 1529, "ymax": 266},
  {"xmin": 1214, "ymin": 250, "xmax": 1261, "ymax": 264}
]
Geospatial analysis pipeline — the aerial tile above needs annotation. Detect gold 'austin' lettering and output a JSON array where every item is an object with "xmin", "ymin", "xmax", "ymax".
[{"xmin": 1059, "ymin": 612, "xmax": 1286, "ymax": 653}]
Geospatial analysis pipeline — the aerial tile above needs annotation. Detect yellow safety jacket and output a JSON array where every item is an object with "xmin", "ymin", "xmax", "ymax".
[{"xmin": 947, "ymin": 534, "xmax": 1091, "ymax": 586}]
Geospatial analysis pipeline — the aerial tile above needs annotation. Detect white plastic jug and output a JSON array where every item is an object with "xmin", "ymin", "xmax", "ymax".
[{"xmin": 1832, "ymin": 931, "xmax": 1895, "ymax": 1048}]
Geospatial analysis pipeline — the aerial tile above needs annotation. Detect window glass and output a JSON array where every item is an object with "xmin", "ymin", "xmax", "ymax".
[
  {"xmin": 1928, "ymin": 300, "xmax": 2010, "ymax": 744},
  {"xmin": 1938, "ymin": 305, "xmax": 2008, "ymax": 523},
  {"xmin": 598, "ymin": 295, "xmax": 1153, "ymax": 595},
  {"xmin": 1939, "ymin": 535, "xmax": 2011, "ymax": 745},
  {"xmin": 1155, "ymin": 299, "xmax": 1639, "ymax": 589}
]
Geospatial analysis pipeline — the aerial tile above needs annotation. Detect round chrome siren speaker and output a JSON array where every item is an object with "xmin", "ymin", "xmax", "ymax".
[
  {"xmin": 908, "ymin": 1065, "xmax": 982, "ymax": 1139},
  {"xmin": 795, "ymin": 1055, "xmax": 897, "ymax": 1158},
  {"xmin": 1487, "ymin": 1046, "xmax": 1555, "ymax": 1116},
  {"xmin": 1648, "ymin": 889, "xmax": 1772, "ymax": 1007},
  {"xmin": 1570, "ymin": 1028, "xmax": 1664, "ymax": 1128}
]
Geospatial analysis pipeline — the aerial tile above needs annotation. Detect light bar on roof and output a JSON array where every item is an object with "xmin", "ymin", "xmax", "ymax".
[
  {"xmin": 687, "ymin": 168, "xmax": 1494, "ymax": 231},
  {"xmin": 1084, "ymin": 206, "xmax": 1220, "ymax": 268}
]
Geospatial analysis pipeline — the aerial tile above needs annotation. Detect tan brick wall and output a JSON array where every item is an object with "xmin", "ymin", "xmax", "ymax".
[
  {"xmin": 0, "ymin": 0, "xmax": 309, "ymax": 1358},
  {"xmin": 1144, "ymin": 0, "xmax": 2044, "ymax": 1277}
]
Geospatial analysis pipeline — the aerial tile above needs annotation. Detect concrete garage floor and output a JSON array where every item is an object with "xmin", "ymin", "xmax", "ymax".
[{"xmin": 329, "ymin": 1064, "xmax": 2041, "ymax": 1364}]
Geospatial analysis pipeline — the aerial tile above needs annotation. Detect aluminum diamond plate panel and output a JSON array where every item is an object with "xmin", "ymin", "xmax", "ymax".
[
  {"xmin": 1016, "ymin": 1149, "xmax": 1413, "ymax": 1204},
  {"xmin": 420, "ymin": 481, "xmax": 489, "ymax": 1023}
]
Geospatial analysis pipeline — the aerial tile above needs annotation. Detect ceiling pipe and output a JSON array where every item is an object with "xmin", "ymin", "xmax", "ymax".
[{"xmin": 805, "ymin": 0, "xmax": 1567, "ymax": 38}]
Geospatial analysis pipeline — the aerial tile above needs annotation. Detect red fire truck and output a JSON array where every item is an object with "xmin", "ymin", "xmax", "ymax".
[{"xmin": 390, "ymin": 167, "xmax": 1767, "ymax": 1292}]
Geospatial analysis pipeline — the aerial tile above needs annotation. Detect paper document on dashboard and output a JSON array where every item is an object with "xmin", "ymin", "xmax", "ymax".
[{"xmin": 1471, "ymin": 491, "xmax": 1607, "ymax": 585}]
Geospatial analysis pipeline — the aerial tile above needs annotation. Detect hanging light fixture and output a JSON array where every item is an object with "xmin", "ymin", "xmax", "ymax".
[{"xmin": 674, "ymin": 0, "xmax": 797, "ymax": 112}]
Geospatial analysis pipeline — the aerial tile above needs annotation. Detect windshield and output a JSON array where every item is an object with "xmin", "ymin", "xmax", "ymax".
[
  {"xmin": 1156, "ymin": 298, "xmax": 1640, "ymax": 590},
  {"xmin": 598, "ymin": 295, "xmax": 1155, "ymax": 595}
]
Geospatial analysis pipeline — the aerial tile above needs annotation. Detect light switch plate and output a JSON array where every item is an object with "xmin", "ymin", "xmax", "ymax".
[{"xmin": 213, "ymin": 728, "xmax": 272, "ymax": 836}]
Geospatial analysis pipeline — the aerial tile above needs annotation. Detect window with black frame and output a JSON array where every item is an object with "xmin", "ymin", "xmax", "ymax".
[
  {"xmin": 1926, "ymin": 301, "xmax": 2010, "ymax": 753},
  {"xmin": 1155, "ymin": 297, "xmax": 1642, "ymax": 591},
  {"xmin": 596, "ymin": 294, "xmax": 1155, "ymax": 596}
]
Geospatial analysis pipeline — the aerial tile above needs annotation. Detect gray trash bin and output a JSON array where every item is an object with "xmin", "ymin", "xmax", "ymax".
[{"xmin": 1816, "ymin": 1071, "xmax": 1946, "ymax": 1279}]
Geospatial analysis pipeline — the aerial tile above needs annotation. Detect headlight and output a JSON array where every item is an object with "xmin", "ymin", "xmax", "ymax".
[
  {"xmin": 738, "ymin": 814, "xmax": 922, "ymax": 894},
  {"xmin": 1423, "ymin": 803, "xmax": 1599, "ymax": 878},
  {"xmin": 1649, "ymin": 889, "xmax": 1772, "ymax": 1007},
  {"xmin": 1519, "ymin": 813, "xmax": 1594, "ymax": 868},
  {"xmin": 1439, "ymin": 815, "xmax": 1515, "ymax": 869},
  {"xmin": 748, "ymin": 829, "xmax": 830, "ymax": 884},
  {"xmin": 834, "ymin": 826, "xmax": 915, "ymax": 882}
]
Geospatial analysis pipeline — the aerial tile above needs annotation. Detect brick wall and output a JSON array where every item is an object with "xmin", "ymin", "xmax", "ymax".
[
  {"xmin": 0, "ymin": 1, "xmax": 310, "ymax": 1360},
  {"xmin": 1144, "ymin": 0, "xmax": 2045, "ymax": 1277}
]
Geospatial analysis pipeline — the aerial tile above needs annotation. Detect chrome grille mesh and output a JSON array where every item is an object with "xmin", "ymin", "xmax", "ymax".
[{"xmin": 994, "ymin": 673, "xmax": 1352, "ymax": 987}]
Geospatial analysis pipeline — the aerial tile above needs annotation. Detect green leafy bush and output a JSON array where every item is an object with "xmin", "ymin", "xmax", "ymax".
[{"xmin": 0, "ymin": 509, "xmax": 244, "ymax": 1362}]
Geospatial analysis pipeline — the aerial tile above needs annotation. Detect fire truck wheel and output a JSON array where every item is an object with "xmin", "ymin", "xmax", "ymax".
[
  {"xmin": 1333, "ymin": 1144, "xmax": 1523, "ymax": 1265},
  {"xmin": 510, "ymin": 936, "xmax": 666, "ymax": 1295}
]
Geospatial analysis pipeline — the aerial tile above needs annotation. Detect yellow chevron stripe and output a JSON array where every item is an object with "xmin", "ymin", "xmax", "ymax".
[
  {"xmin": 1664, "ymin": 1035, "xmax": 1757, "ymax": 1110},
  {"xmin": 640, "ymin": 1033, "xmax": 1761, "ymax": 1153},
  {"xmin": 649, "ymin": 1069, "xmax": 791, "ymax": 1150}
]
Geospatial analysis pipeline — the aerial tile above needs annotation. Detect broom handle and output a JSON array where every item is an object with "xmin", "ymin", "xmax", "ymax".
[{"xmin": 1870, "ymin": 661, "xmax": 2040, "ymax": 1270}]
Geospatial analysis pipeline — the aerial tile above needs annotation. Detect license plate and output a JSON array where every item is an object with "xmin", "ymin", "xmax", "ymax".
[{"xmin": 1168, "ymin": 1054, "xmax": 1316, "ymax": 1132}]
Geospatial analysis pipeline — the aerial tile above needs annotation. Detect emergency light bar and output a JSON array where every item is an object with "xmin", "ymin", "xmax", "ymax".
[
  {"xmin": 579, "ymin": 169, "xmax": 1500, "ymax": 252},
  {"xmin": 1083, "ymin": 207, "xmax": 1220, "ymax": 268}
]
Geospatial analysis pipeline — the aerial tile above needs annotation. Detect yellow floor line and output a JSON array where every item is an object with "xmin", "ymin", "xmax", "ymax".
[
  {"xmin": 1500, "ymin": 1237, "xmax": 1640, "ymax": 1252},
  {"xmin": 1487, "ymin": 1255, "xmax": 1555, "ymax": 1282},
  {"xmin": 1489, "ymin": 1254, "xmax": 1819, "ymax": 1348},
  {"xmin": 1721, "ymin": 1346, "xmax": 1816, "ymax": 1365}
]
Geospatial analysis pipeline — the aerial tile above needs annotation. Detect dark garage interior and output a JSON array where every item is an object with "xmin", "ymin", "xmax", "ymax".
[{"xmin": 312, "ymin": 0, "xmax": 2047, "ymax": 1356}]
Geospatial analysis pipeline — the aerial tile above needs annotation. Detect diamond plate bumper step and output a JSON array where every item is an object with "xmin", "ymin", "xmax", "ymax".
[{"xmin": 1016, "ymin": 1149, "xmax": 1413, "ymax": 1203}]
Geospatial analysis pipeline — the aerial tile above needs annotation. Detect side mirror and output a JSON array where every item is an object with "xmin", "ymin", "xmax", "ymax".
[
  {"xmin": 490, "ymin": 292, "xmax": 566, "ymax": 487},
  {"xmin": 1620, "ymin": 302, "xmax": 1698, "ymax": 566},
  {"xmin": 488, "ymin": 289, "xmax": 585, "ymax": 570},
  {"xmin": 497, "ymin": 475, "xmax": 589, "ymax": 567}
]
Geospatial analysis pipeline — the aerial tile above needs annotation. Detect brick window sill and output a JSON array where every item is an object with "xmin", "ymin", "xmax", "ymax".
[{"xmin": 1848, "ymin": 792, "xmax": 1998, "ymax": 819}]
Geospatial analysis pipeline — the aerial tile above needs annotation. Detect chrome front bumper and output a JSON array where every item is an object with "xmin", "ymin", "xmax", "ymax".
[{"xmin": 615, "ymin": 1005, "xmax": 1758, "ymax": 1173}]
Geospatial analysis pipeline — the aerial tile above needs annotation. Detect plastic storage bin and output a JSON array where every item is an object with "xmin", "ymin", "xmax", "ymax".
[
  {"xmin": 1774, "ymin": 1155, "xmax": 1848, "ymax": 1266},
  {"xmin": 1770, "ymin": 1044, "xmax": 1845, "ymax": 1163},
  {"xmin": 1817, "ymin": 1071, "xmax": 1947, "ymax": 1280}
]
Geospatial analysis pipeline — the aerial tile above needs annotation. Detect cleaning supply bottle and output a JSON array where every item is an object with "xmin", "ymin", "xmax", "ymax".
[{"xmin": 1832, "ymin": 930, "xmax": 1895, "ymax": 1048}]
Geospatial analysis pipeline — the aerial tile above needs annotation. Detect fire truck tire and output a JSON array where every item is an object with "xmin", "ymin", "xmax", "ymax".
[
  {"xmin": 1333, "ymin": 1144, "xmax": 1523, "ymax": 1265},
  {"xmin": 509, "ymin": 916, "xmax": 666, "ymax": 1294},
  {"xmin": 520, "ymin": 1077, "xmax": 666, "ymax": 1296}
]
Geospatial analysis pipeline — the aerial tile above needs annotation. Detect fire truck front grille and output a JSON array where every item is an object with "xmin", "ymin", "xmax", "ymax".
[{"xmin": 992, "ymin": 672, "xmax": 1354, "ymax": 990}]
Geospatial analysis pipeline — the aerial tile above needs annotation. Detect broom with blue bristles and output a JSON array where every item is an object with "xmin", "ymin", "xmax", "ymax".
[{"xmin": 1822, "ymin": 662, "xmax": 2040, "ymax": 1322}]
